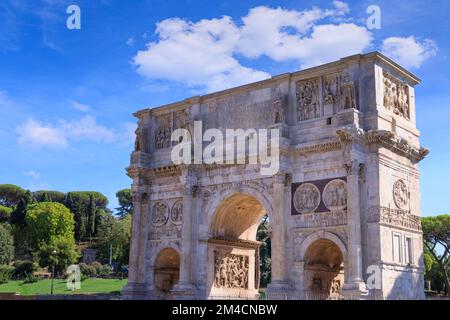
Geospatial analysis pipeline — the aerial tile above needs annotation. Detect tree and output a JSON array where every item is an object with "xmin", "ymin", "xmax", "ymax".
[
  {"xmin": 25, "ymin": 202, "xmax": 75, "ymax": 252},
  {"xmin": 33, "ymin": 190, "xmax": 66, "ymax": 204},
  {"xmin": 36, "ymin": 236, "xmax": 79, "ymax": 274},
  {"xmin": 87, "ymin": 195, "xmax": 96, "ymax": 241},
  {"xmin": 257, "ymin": 214, "xmax": 271, "ymax": 288},
  {"xmin": 0, "ymin": 205, "xmax": 12, "ymax": 223},
  {"xmin": 0, "ymin": 184, "xmax": 27, "ymax": 207},
  {"xmin": 115, "ymin": 189, "xmax": 132, "ymax": 217},
  {"xmin": 0, "ymin": 224, "xmax": 14, "ymax": 265},
  {"xmin": 97, "ymin": 214, "xmax": 131, "ymax": 265},
  {"xmin": 422, "ymin": 215, "xmax": 450, "ymax": 295}
]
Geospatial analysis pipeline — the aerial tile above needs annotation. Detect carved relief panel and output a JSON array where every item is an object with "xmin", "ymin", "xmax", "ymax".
[
  {"xmin": 393, "ymin": 179, "xmax": 410, "ymax": 210},
  {"xmin": 149, "ymin": 199, "xmax": 183, "ymax": 240},
  {"xmin": 383, "ymin": 71, "xmax": 410, "ymax": 120},
  {"xmin": 293, "ymin": 183, "xmax": 321, "ymax": 214},
  {"xmin": 155, "ymin": 114, "xmax": 172, "ymax": 150},
  {"xmin": 322, "ymin": 72, "xmax": 357, "ymax": 111},
  {"xmin": 213, "ymin": 251, "xmax": 249, "ymax": 289},
  {"xmin": 296, "ymin": 78, "xmax": 320, "ymax": 121},
  {"xmin": 323, "ymin": 179, "xmax": 348, "ymax": 211},
  {"xmin": 292, "ymin": 177, "xmax": 347, "ymax": 215}
]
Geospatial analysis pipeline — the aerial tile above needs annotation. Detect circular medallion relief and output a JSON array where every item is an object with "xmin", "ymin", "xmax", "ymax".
[
  {"xmin": 171, "ymin": 201, "xmax": 183, "ymax": 225},
  {"xmin": 151, "ymin": 202, "xmax": 169, "ymax": 226},
  {"xmin": 323, "ymin": 179, "xmax": 347, "ymax": 211},
  {"xmin": 293, "ymin": 183, "xmax": 320, "ymax": 214},
  {"xmin": 393, "ymin": 179, "xmax": 409, "ymax": 209}
]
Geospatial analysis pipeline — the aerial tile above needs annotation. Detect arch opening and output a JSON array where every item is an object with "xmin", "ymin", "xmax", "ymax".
[
  {"xmin": 210, "ymin": 194, "xmax": 266, "ymax": 241},
  {"xmin": 304, "ymin": 239, "xmax": 344, "ymax": 298},
  {"xmin": 208, "ymin": 193, "xmax": 267, "ymax": 298},
  {"xmin": 154, "ymin": 248, "xmax": 180, "ymax": 297}
]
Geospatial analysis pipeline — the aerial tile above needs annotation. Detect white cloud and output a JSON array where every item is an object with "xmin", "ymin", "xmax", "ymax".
[
  {"xmin": 132, "ymin": 2, "xmax": 373, "ymax": 92},
  {"xmin": 59, "ymin": 116, "xmax": 116, "ymax": 143},
  {"xmin": 126, "ymin": 37, "xmax": 135, "ymax": 47},
  {"xmin": 133, "ymin": 16, "xmax": 270, "ymax": 92},
  {"xmin": 381, "ymin": 36, "xmax": 438, "ymax": 69},
  {"xmin": 71, "ymin": 101, "xmax": 90, "ymax": 112},
  {"xmin": 22, "ymin": 170, "xmax": 41, "ymax": 179},
  {"xmin": 16, "ymin": 118, "xmax": 67, "ymax": 149},
  {"xmin": 16, "ymin": 116, "xmax": 133, "ymax": 149}
]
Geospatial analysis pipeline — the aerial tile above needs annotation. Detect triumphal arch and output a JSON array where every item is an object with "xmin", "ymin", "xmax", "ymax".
[{"xmin": 123, "ymin": 52, "xmax": 428, "ymax": 300}]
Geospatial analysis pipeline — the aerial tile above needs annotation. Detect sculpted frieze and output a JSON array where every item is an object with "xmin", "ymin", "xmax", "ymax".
[
  {"xmin": 297, "ymin": 78, "xmax": 320, "ymax": 121},
  {"xmin": 368, "ymin": 206, "xmax": 421, "ymax": 231},
  {"xmin": 214, "ymin": 251, "xmax": 249, "ymax": 289},
  {"xmin": 383, "ymin": 71, "xmax": 410, "ymax": 120},
  {"xmin": 323, "ymin": 72, "xmax": 357, "ymax": 111}
]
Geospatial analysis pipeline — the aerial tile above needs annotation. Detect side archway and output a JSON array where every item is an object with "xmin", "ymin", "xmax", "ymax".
[
  {"xmin": 153, "ymin": 247, "xmax": 180, "ymax": 297},
  {"xmin": 298, "ymin": 231, "xmax": 347, "ymax": 298}
]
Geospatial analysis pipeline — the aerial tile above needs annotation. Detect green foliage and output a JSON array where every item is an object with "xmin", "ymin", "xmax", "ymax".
[
  {"xmin": 0, "ymin": 265, "xmax": 14, "ymax": 284},
  {"xmin": 65, "ymin": 191, "xmax": 108, "ymax": 242},
  {"xmin": 33, "ymin": 191, "xmax": 66, "ymax": 204},
  {"xmin": 0, "ymin": 184, "xmax": 27, "ymax": 207},
  {"xmin": 26, "ymin": 202, "xmax": 75, "ymax": 251},
  {"xmin": 256, "ymin": 215, "xmax": 271, "ymax": 288},
  {"xmin": 422, "ymin": 214, "xmax": 450, "ymax": 295},
  {"xmin": 36, "ymin": 236, "xmax": 79, "ymax": 274},
  {"xmin": 0, "ymin": 224, "xmax": 14, "ymax": 265},
  {"xmin": 12, "ymin": 260, "xmax": 37, "ymax": 280},
  {"xmin": 0, "ymin": 205, "xmax": 12, "ymax": 223},
  {"xmin": 10, "ymin": 198, "xmax": 27, "ymax": 227},
  {"xmin": 97, "ymin": 214, "xmax": 131, "ymax": 265},
  {"xmin": 115, "ymin": 189, "xmax": 132, "ymax": 217}
]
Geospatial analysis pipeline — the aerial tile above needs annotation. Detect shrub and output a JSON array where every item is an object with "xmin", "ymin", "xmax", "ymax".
[
  {"xmin": 23, "ymin": 272, "xmax": 39, "ymax": 283},
  {"xmin": 90, "ymin": 261, "xmax": 102, "ymax": 274},
  {"xmin": 98, "ymin": 264, "xmax": 113, "ymax": 276},
  {"xmin": 0, "ymin": 265, "xmax": 14, "ymax": 284},
  {"xmin": 79, "ymin": 262, "xmax": 97, "ymax": 277},
  {"xmin": 12, "ymin": 260, "xmax": 37, "ymax": 280}
]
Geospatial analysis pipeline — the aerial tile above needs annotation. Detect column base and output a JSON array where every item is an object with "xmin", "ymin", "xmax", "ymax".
[
  {"xmin": 342, "ymin": 281, "xmax": 368, "ymax": 299},
  {"xmin": 171, "ymin": 282, "xmax": 196, "ymax": 300},
  {"xmin": 122, "ymin": 282, "xmax": 147, "ymax": 300}
]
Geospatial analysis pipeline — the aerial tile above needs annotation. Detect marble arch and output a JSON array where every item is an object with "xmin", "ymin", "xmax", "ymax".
[{"xmin": 123, "ymin": 52, "xmax": 428, "ymax": 300}]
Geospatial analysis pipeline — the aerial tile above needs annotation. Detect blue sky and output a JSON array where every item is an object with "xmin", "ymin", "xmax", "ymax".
[{"xmin": 0, "ymin": 0, "xmax": 448, "ymax": 215}]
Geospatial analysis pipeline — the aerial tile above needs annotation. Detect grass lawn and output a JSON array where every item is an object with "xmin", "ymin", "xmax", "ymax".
[{"xmin": 0, "ymin": 278, "xmax": 127, "ymax": 296}]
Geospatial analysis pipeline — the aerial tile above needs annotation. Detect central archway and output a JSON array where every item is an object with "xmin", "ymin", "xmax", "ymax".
[{"xmin": 207, "ymin": 193, "xmax": 268, "ymax": 298}]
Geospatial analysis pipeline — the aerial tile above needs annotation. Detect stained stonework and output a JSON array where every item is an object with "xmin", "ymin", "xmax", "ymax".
[{"xmin": 123, "ymin": 52, "xmax": 428, "ymax": 300}]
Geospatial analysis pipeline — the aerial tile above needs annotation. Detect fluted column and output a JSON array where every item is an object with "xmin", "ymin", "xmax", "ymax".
[
  {"xmin": 343, "ymin": 159, "xmax": 367, "ymax": 293},
  {"xmin": 128, "ymin": 192, "xmax": 142, "ymax": 284},
  {"xmin": 172, "ymin": 167, "xmax": 197, "ymax": 297},
  {"xmin": 268, "ymin": 172, "xmax": 291, "ymax": 294}
]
